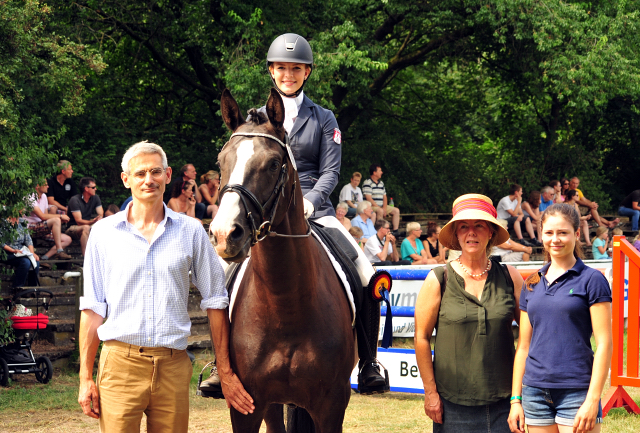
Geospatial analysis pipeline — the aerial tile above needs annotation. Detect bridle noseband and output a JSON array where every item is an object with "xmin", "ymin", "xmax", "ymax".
[{"xmin": 218, "ymin": 131, "xmax": 311, "ymax": 246}]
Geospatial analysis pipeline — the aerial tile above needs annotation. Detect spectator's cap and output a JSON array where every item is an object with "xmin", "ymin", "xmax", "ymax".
[{"xmin": 440, "ymin": 194, "xmax": 510, "ymax": 250}]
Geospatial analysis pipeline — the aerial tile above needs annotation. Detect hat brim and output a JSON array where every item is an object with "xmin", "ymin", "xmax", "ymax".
[{"xmin": 440, "ymin": 209, "xmax": 511, "ymax": 251}]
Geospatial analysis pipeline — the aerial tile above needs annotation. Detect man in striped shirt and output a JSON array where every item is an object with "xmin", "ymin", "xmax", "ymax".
[
  {"xmin": 77, "ymin": 141, "xmax": 254, "ymax": 432},
  {"xmin": 362, "ymin": 164, "xmax": 400, "ymax": 232}
]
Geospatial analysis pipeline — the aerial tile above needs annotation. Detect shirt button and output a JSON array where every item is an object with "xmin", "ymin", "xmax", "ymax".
[
  {"xmin": 148, "ymin": 337, "xmax": 151, "ymax": 341},
  {"xmin": 148, "ymin": 316, "xmax": 152, "ymax": 319},
  {"xmin": 148, "ymin": 272, "xmax": 151, "ymax": 275}
]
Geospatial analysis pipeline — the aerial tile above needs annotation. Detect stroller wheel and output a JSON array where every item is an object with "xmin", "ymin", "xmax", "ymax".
[
  {"xmin": 0, "ymin": 358, "xmax": 8, "ymax": 387},
  {"xmin": 35, "ymin": 356, "xmax": 53, "ymax": 384}
]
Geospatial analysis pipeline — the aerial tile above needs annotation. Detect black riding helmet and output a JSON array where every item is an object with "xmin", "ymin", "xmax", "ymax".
[{"xmin": 266, "ymin": 33, "xmax": 313, "ymax": 98}]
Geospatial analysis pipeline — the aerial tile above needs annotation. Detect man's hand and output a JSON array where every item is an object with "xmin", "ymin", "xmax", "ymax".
[
  {"xmin": 33, "ymin": 253, "xmax": 40, "ymax": 261},
  {"xmin": 387, "ymin": 233, "xmax": 396, "ymax": 243},
  {"xmin": 60, "ymin": 214, "xmax": 70, "ymax": 223},
  {"xmin": 219, "ymin": 369, "xmax": 255, "ymax": 415},
  {"xmin": 78, "ymin": 378, "xmax": 100, "ymax": 419}
]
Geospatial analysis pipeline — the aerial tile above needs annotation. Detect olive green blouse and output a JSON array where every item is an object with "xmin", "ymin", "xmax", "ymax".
[{"xmin": 432, "ymin": 260, "xmax": 515, "ymax": 406}]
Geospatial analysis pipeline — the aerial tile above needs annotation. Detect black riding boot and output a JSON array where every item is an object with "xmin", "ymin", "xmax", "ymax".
[{"xmin": 356, "ymin": 293, "xmax": 389, "ymax": 394}]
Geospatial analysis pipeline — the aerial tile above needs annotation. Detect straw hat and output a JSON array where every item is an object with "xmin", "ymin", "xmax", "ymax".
[{"xmin": 440, "ymin": 194, "xmax": 511, "ymax": 250}]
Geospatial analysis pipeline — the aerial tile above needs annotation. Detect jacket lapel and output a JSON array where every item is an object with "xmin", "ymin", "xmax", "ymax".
[{"xmin": 289, "ymin": 96, "xmax": 313, "ymax": 138}]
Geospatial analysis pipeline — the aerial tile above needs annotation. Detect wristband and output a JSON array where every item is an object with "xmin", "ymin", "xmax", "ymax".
[{"xmin": 510, "ymin": 396, "xmax": 522, "ymax": 402}]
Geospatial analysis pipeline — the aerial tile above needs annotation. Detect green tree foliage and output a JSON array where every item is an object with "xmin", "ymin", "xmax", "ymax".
[
  {"xmin": 0, "ymin": 0, "xmax": 104, "ymax": 242},
  {"xmin": 46, "ymin": 0, "xmax": 640, "ymax": 212}
]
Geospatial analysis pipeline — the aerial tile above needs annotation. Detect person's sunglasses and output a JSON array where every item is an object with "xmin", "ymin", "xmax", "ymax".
[{"xmin": 87, "ymin": 186, "xmax": 97, "ymax": 189}]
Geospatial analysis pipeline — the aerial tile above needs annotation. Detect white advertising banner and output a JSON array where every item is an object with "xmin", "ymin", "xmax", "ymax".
[{"xmin": 350, "ymin": 347, "xmax": 426, "ymax": 394}]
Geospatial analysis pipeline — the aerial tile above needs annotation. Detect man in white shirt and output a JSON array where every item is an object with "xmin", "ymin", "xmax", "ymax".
[
  {"xmin": 364, "ymin": 219, "xmax": 409, "ymax": 265},
  {"xmin": 496, "ymin": 184, "xmax": 540, "ymax": 247},
  {"xmin": 77, "ymin": 141, "xmax": 254, "ymax": 432},
  {"xmin": 338, "ymin": 172, "xmax": 364, "ymax": 218}
]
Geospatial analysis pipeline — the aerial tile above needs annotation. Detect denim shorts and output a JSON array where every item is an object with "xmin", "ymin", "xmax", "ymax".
[{"xmin": 522, "ymin": 385, "xmax": 602, "ymax": 427}]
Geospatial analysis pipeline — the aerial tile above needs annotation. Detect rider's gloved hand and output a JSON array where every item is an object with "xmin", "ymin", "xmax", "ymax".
[{"xmin": 303, "ymin": 198, "xmax": 315, "ymax": 219}]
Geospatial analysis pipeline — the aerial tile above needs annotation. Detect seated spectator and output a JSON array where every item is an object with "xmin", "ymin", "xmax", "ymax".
[
  {"xmin": 1, "ymin": 218, "xmax": 41, "ymax": 290},
  {"xmin": 166, "ymin": 164, "xmax": 206, "ymax": 219},
  {"xmin": 339, "ymin": 172, "xmax": 364, "ymax": 219},
  {"xmin": 633, "ymin": 233, "xmax": 640, "ymax": 253},
  {"xmin": 66, "ymin": 177, "xmax": 104, "ymax": 256},
  {"xmin": 167, "ymin": 180, "xmax": 197, "ymax": 220},
  {"xmin": 104, "ymin": 204, "xmax": 120, "ymax": 216},
  {"xmin": 549, "ymin": 179, "xmax": 563, "ymax": 203},
  {"xmin": 618, "ymin": 189, "xmax": 640, "ymax": 235},
  {"xmin": 47, "ymin": 160, "xmax": 78, "ymax": 213},
  {"xmin": 199, "ymin": 170, "xmax": 220, "ymax": 218},
  {"xmin": 539, "ymin": 186, "xmax": 554, "ymax": 211},
  {"xmin": 490, "ymin": 220, "xmax": 531, "ymax": 262},
  {"xmin": 522, "ymin": 190, "xmax": 542, "ymax": 243},
  {"xmin": 560, "ymin": 177, "xmax": 570, "ymax": 201},
  {"xmin": 565, "ymin": 189, "xmax": 593, "ymax": 246},
  {"xmin": 570, "ymin": 176, "xmax": 619, "ymax": 228},
  {"xmin": 401, "ymin": 222, "xmax": 436, "ymax": 265},
  {"xmin": 423, "ymin": 222, "xmax": 446, "ymax": 264},
  {"xmin": 362, "ymin": 164, "xmax": 399, "ymax": 232},
  {"xmin": 348, "ymin": 226, "xmax": 365, "ymax": 250},
  {"xmin": 120, "ymin": 196, "xmax": 133, "ymax": 211},
  {"xmin": 25, "ymin": 182, "xmax": 73, "ymax": 261},
  {"xmin": 364, "ymin": 219, "xmax": 409, "ymax": 266},
  {"xmin": 351, "ymin": 201, "xmax": 376, "ymax": 240},
  {"xmin": 592, "ymin": 226, "xmax": 611, "ymax": 259},
  {"xmin": 496, "ymin": 184, "xmax": 541, "ymax": 247},
  {"xmin": 335, "ymin": 202, "xmax": 352, "ymax": 230}
]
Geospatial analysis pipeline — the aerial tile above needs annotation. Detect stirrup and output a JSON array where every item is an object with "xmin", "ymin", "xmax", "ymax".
[
  {"xmin": 196, "ymin": 361, "xmax": 225, "ymax": 399},
  {"xmin": 357, "ymin": 359, "xmax": 390, "ymax": 395}
]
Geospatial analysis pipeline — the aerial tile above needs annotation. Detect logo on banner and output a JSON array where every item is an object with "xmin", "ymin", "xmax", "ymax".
[{"xmin": 333, "ymin": 128, "xmax": 342, "ymax": 145}]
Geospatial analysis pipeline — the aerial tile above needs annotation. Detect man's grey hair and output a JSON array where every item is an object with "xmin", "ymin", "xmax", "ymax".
[
  {"xmin": 121, "ymin": 141, "xmax": 168, "ymax": 174},
  {"xmin": 57, "ymin": 160, "xmax": 71, "ymax": 173},
  {"xmin": 541, "ymin": 185, "xmax": 553, "ymax": 194},
  {"xmin": 356, "ymin": 201, "xmax": 371, "ymax": 215}
]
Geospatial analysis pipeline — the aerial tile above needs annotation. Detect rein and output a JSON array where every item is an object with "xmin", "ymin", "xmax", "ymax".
[{"xmin": 219, "ymin": 131, "xmax": 311, "ymax": 246}]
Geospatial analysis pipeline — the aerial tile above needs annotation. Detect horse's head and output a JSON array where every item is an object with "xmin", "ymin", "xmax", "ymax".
[{"xmin": 210, "ymin": 88, "xmax": 300, "ymax": 262}]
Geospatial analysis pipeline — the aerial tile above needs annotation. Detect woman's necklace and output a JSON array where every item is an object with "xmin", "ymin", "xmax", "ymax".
[{"xmin": 457, "ymin": 258, "xmax": 491, "ymax": 278}]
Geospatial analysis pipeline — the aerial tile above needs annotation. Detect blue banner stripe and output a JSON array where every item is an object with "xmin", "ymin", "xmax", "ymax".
[{"xmin": 386, "ymin": 269, "xmax": 431, "ymax": 280}]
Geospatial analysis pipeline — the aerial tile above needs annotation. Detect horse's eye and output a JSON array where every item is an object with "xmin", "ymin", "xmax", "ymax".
[{"xmin": 269, "ymin": 160, "xmax": 280, "ymax": 172}]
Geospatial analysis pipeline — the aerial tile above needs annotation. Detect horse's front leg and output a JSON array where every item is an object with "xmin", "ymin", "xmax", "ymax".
[
  {"xmin": 307, "ymin": 383, "xmax": 351, "ymax": 433},
  {"xmin": 264, "ymin": 403, "xmax": 286, "ymax": 433},
  {"xmin": 230, "ymin": 406, "xmax": 264, "ymax": 433}
]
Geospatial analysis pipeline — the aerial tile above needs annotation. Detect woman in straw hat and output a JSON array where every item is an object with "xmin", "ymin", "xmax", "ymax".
[{"xmin": 415, "ymin": 194, "xmax": 524, "ymax": 433}]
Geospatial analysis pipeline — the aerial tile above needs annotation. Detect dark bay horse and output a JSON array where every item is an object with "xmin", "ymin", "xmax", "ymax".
[{"xmin": 209, "ymin": 88, "xmax": 355, "ymax": 433}]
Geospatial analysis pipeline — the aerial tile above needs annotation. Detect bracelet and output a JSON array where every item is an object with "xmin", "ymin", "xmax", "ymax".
[
  {"xmin": 510, "ymin": 400, "xmax": 522, "ymax": 405},
  {"xmin": 510, "ymin": 396, "xmax": 522, "ymax": 402}
]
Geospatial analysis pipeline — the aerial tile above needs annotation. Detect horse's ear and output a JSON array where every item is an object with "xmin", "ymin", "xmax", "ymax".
[
  {"xmin": 265, "ymin": 88, "xmax": 285, "ymax": 130},
  {"xmin": 221, "ymin": 89, "xmax": 245, "ymax": 132}
]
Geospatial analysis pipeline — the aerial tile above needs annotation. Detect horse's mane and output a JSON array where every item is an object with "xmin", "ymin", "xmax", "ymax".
[{"xmin": 247, "ymin": 108, "xmax": 268, "ymax": 125}]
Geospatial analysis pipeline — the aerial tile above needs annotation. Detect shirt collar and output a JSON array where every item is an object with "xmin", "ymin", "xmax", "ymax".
[
  {"xmin": 117, "ymin": 201, "xmax": 178, "ymax": 228},
  {"xmin": 538, "ymin": 257, "xmax": 585, "ymax": 278}
]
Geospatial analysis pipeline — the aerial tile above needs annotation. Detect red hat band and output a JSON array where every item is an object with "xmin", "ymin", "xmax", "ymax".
[{"xmin": 452, "ymin": 198, "xmax": 497, "ymax": 219}]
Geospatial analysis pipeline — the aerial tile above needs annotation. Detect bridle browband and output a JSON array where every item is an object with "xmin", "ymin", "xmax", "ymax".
[{"xmin": 218, "ymin": 131, "xmax": 310, "ymax": 246}]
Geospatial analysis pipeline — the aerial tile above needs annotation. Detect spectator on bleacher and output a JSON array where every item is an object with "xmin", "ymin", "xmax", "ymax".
[
  {"xmin": 423, "ymin": 222, "xmax": 446, "ymax": 264},
  {"xmin": 335, "ymin": 202, "xmax": 352, "ymax": 230},
  {"xmin": 364, "ymin": 219, "xmax": 408, "ymax": 265},
  {"xmin": 25, "ymin": 182, "xmax": 73, "ymax": 261},
  {"xmin": 618, "ymin": 189, "xmax": 640, "ymax": 235},
  {"xmin": 362, "ymin": 164, "xmax": 399, "ymax": 232},
  {"xmin": 570, "ymin": 177, "xmax": 619, "ymax": 229},
  {"xmin": 1, "ymin": 218, "xmax": 40, "ymax": 289},
  {"xmin": 401, "ymin": 222, "xmax": 434, "ymax": 265},
  {"xmin": 491, "ymin": 220, "xmax": 531, "ymax": 262},
  {"xmin": 47, "ymin": 160, "xmax": 78, "ymax": 213},
  {"xmin": 351, "ymin": 201, "xmax": 376, "ymax": 240},
  {"xmin": 565, "ymin": 189, "xmax": 592, "ymax": 247},
  {"xmin": 66, "ymin": 177, "xmax": 104, "ymax": 256},
  {"xmin": 539, "ymin": 186, "xmax": 554, "ymax": 211},
  {"xmin": 166, "ymin": 164, "xmax": 207, "ymax": 220},
  {"xmin": 339, "ymin": 172, "xmax": 364, "ymax": 219},
  {"xmin": 120, "ymin": 196, "xmax": 133, "ymax": 211},
  {"xmin": 167, "ymin": 180, "xmax": 197, "ymax": 219},
  {"xmin": 560, "ymin": 177, "xmax": 570, "ymax": 200},
  {"xmin": 349, "ymin": 226, "xmax": 365, "ymax": 250},
  {"xmin": 104, "ymin": 204, "xmax": 120, "ymax": 217},
  {"xmin": 549, "ymin": 180, "xmax": 563, "ymax": 203},
  {"xmin": 633, "ymin": 233, "xmax": 640, "ymax": 252},
  {"xmin": 592, "ymin": 226, "xmax": 612, "ymax": 259},
  {"xmin": 522, "ymin": 190, "xmax": 542, "ymax": 244},
  {"xmin": 496, "ymin": 184, "xmax": 541, "ymax": 247},
  {"xmin": 199, "ymin": 170, "xmax": 220, "ymax": 219}
]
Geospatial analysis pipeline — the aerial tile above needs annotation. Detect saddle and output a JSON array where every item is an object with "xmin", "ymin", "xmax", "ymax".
[{"xmin": 223, "ymin": 220, "xmax": 363, "ymax": 314}]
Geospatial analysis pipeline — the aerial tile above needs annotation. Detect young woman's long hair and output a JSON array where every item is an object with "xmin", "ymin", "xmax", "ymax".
[{"xmin": 525, "ymin": 204, "xmax": 584, "ymax": 290}]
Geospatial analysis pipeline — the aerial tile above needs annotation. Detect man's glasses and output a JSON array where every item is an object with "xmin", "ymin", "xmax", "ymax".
[
  {"xmin": 87, "ymin": 186, "xmax": 97, "ymax": 189},
  {"xmin": 132, "ymin": 168, "xmax": 165, "ymax": 179}
]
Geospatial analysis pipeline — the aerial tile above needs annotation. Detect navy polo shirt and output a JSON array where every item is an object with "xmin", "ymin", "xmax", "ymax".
[{"xmin": 520, "ymin": 258, "xmax": 611, "ymax": 389}]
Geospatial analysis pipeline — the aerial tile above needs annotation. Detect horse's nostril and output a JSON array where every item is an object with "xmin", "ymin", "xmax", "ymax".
[
  {"xmin": 230, "ymin": 224, "xmax": 245, "ymax": 242},
  {"xmin": 210, "ymin": 232, "xmax": 218, "ymax": 247}
]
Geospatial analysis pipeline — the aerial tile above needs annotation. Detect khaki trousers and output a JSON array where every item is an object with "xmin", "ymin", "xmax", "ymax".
[{"xmin": 97, "ymin": 340, "xmax": 193, "ymax": 433}]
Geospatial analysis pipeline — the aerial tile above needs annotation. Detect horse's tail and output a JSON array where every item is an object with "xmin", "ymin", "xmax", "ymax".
[{"xmin": 286, "ymin": 406, "xmax": 315, "ymax": 433}]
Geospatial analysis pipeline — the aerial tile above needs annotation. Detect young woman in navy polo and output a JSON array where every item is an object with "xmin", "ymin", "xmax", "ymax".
[{"xmin": 508, "ymin": 204, "xmax": 612, "ymax": 433}]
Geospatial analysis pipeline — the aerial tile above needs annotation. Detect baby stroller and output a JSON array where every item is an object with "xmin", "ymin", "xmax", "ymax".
[{"xmin": 0, "ymin": 288, "xmax": 54, "ymax": 386}]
